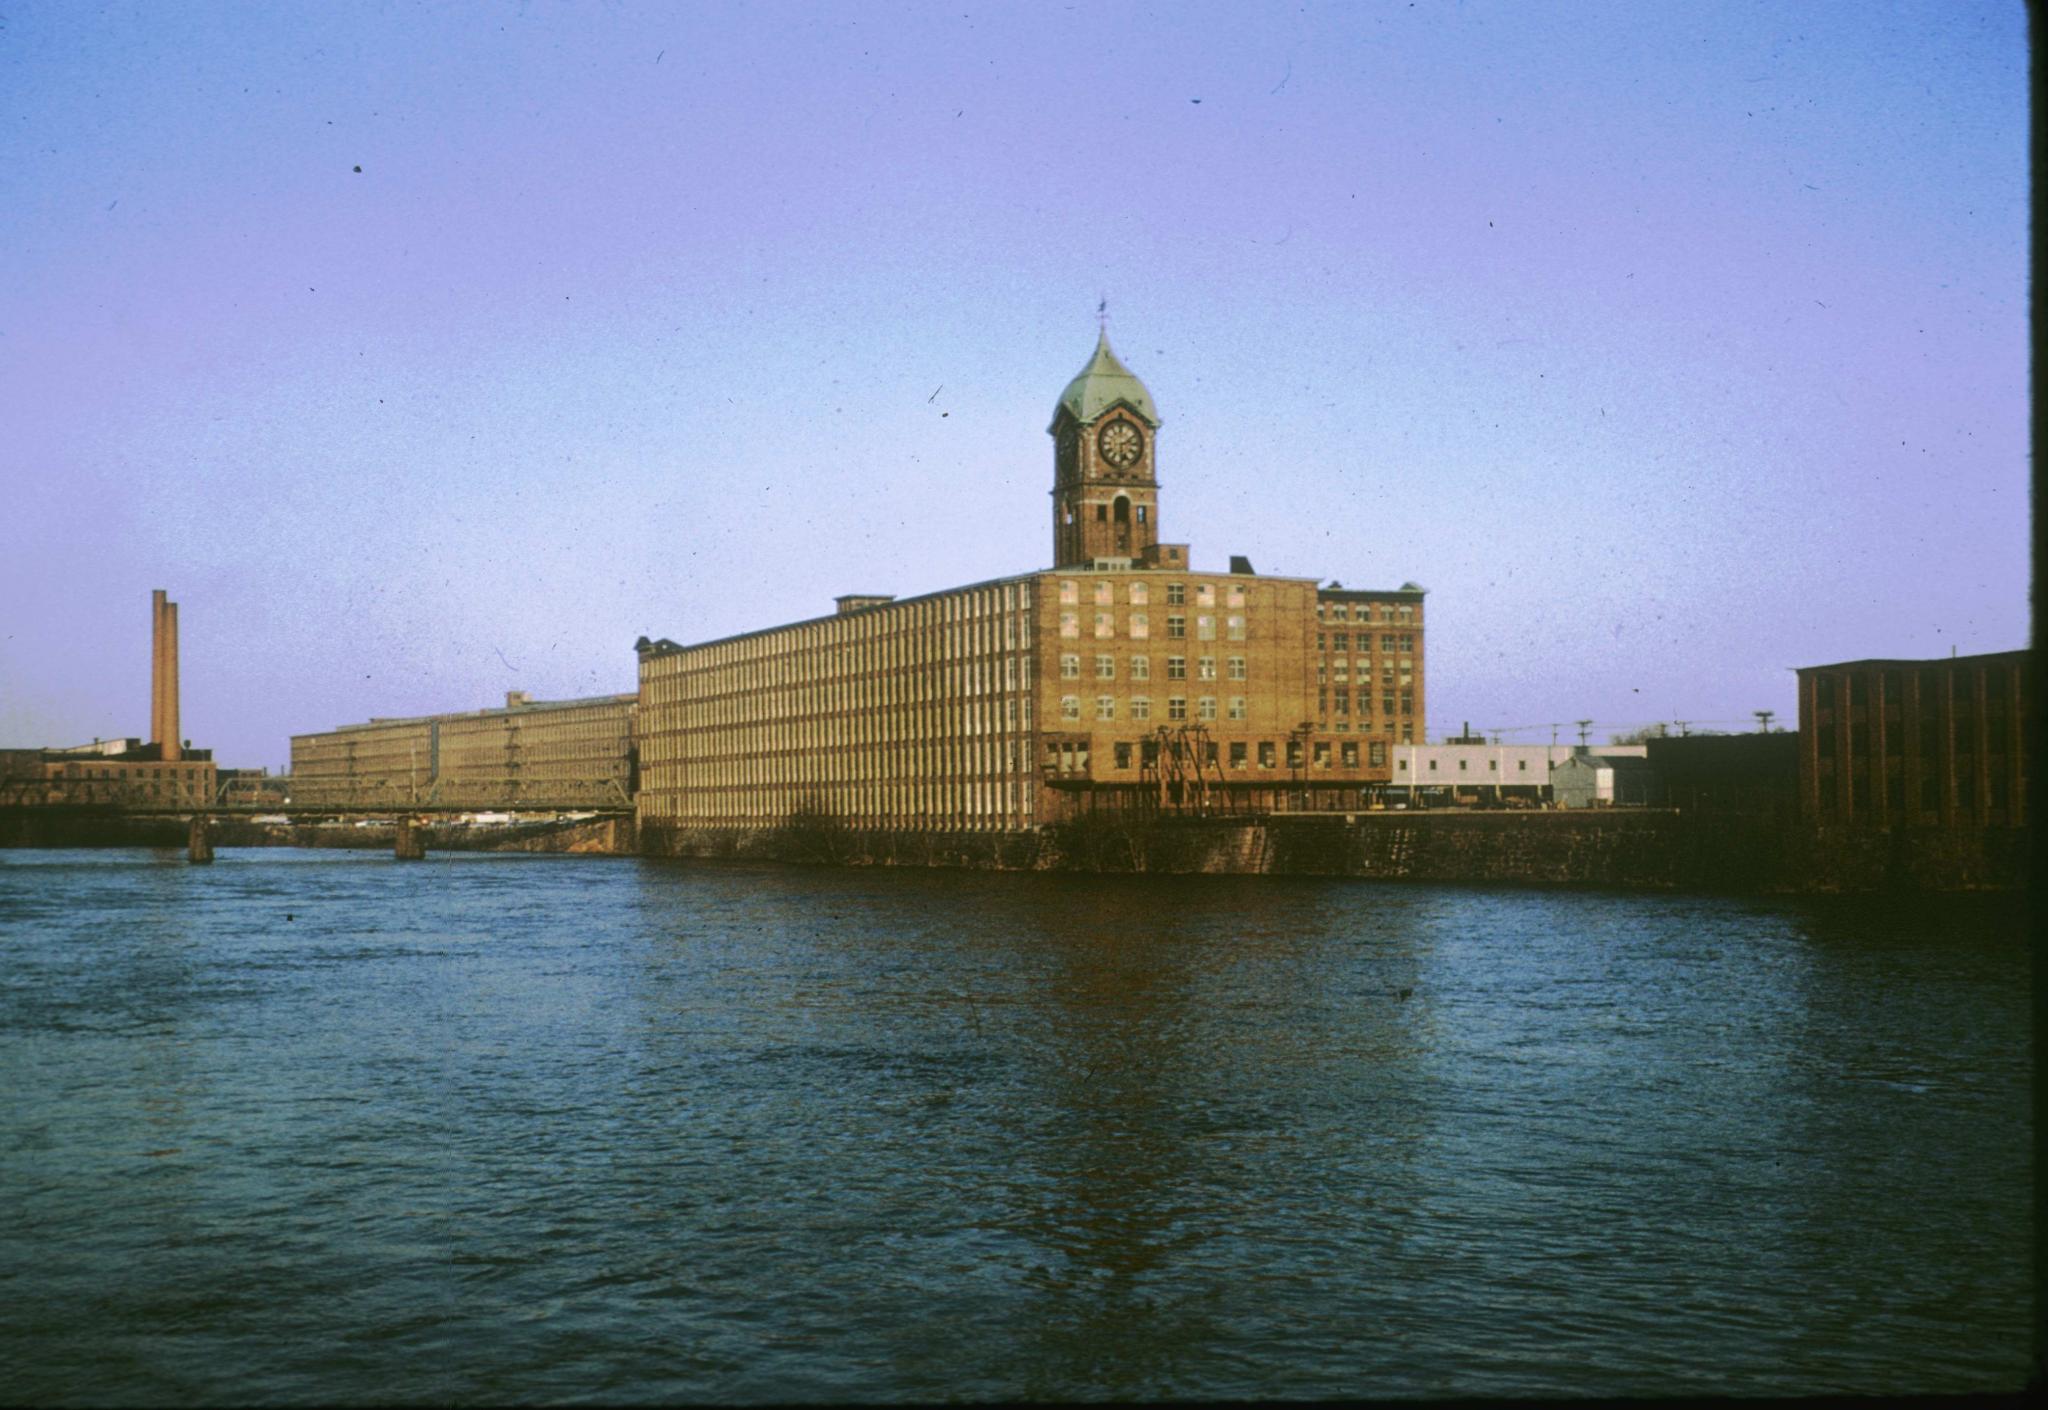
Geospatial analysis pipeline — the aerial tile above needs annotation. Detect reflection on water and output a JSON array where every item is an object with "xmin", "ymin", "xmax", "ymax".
[{"xmin": 0, "ymin": 851, "xmax": 2031, "ymax": 1403}]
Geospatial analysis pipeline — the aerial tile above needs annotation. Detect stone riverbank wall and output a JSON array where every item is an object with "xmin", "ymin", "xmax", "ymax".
[
  {"xmin": 4, "ymin": 807, "xmax": 2022, "ymax": 892},
  {"xmin": 640, "ymin": 809, "xmax": 2028, "ymax": 893}
]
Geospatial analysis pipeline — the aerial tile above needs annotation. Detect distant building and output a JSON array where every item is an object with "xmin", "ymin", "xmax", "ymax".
[
  {"xmin": 0, "ymin": 591, "xmax": 219, "ymax": 809},
  {"xmin": 1552, "ymin": 750, "xmax": 1658, "ymax": 808},
  {"xmin": 288, "ymin": 691, "xmax": 637, "ymax": 809},
  {"xmin": 633, "ymin": 333, "xmax": 1429, "ymax": 843},
  {"xmin": 0, "ymin": 740, "xmax": 216, "ymax": 808},
  {"xmin": 1796, "ymin": 651, "xmax": 2028, "ymax": 826}
]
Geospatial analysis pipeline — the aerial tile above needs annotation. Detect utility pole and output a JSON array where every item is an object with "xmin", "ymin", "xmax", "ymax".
[
  {"xmin": 1753, "ymin": 709, "xmax": 1775, "ymax": 733},
  {"xmin": 1675, "ymin": 720, "xmax": 1690, "ymax": 737},
  {"xmin": 1576, "ymin": 719, "xmax": 1593, "ymax": 748}
]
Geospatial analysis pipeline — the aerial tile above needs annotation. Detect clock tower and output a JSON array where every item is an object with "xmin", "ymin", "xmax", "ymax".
[{"xmin": 1049, "ymin": 330, "xmax": 1165, "ymax": 568}]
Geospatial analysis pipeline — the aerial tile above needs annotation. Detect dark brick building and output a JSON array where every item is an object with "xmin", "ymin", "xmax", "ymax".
[{"xmin": 1795, "ymin": 650, "xmax": 2028, "ymax": 826}]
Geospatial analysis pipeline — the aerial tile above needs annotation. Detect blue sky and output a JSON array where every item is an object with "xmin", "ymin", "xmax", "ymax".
[{"xmin": 1, "ymin": 0, "xmax": 2028, "ymax": 767}]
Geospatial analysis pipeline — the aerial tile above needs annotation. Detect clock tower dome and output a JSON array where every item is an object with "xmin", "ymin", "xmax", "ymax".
[{"xmin": 1049, "ymin": 330, "xmax": 1164, "ymax": 568}]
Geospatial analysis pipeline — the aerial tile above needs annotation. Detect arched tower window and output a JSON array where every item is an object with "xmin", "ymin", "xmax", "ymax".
[{"xmin": 1113, "ymin": 495, "xmax": 1130, "ymax": 523}]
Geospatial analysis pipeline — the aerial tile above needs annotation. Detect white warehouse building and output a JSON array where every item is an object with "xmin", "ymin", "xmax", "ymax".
[{"xmin": 1388, "ymin": 743, "xmax": 1649, "ymax": 807}]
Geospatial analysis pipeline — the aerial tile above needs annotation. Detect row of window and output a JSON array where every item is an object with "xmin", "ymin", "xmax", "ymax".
[
  {"xmin": 1316, "ymin": 601, "xmax": 1418, "ymax": 624},
  {"xmin": 1320, "ymin": 693, "xmax": 1415, "ymax": 715},
  {"xmin": 1318, "ymin": 665, "xmax": 1413, "ymax": 686},
  {"xmin": 1059, "ymin": 653, "xmax": 1248, "ymax": 681},
  {"xmin": 1057, "ymin": 611, "xmax": 1246, "ymax": 641},
  {"xmin": 1319, "ymin": 634, "xmax": 1416, "ymax": 652},
  {"xmin": 1058, "ymin": 580, "xmax": 1243, "ymax": 608},
  {"xmin": 1060, "ymin": 695, "xmax": 1244, "ymax": 722},
  {"xmin": 1053, "ymin": 738, "xmax": 1394, "ymax": 772},
  {"xmin": 1813, "ymin": 665, "xmax": 2015, "ymax": 710}
]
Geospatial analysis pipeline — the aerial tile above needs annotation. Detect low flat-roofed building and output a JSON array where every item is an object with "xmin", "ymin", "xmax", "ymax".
[
  {"xmin": 289, "ymin": 691, "xmax": 636, "ymax": 809},
  {"xmin": 1796, "ymin": 650, "xmax": 2028, "ymax": 826},
  {"xmin": 634, "ymin": 333, "xmax": 1428, "ymax": 843}
]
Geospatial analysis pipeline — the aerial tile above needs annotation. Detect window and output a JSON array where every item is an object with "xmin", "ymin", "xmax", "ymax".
[
  {"xmin": 1137, "ymin": 505, "xmax": 1148, "ymax": 524},
  {"xmin": 1400, "ymin": 634, "xmax": 1414, "ymax": 651},
  {"xmin": 1167, "ymin": 615, "xmax": 1186, "ymax": 638},
  {"xmin": 1093, "ymin": 580, "xmax": 1113, "ymax": 606},
  {"xmin": 1228, "ymin": 656, "xmax": 1246, "ymax": 680},
  {"xmin": 1061, "ymin": 696, "xmax": 1081, "ymax": 721},
  {"xmin": 1114, "ymin": 742, "xmax": 1132, "ymax": 769},
  {"xmin": 1131, "ymin": 655, "xmax": 1151, "ymax": 681},
  {"xmin": 1313, "ymin": 742, "xmax": 1331, "ymax": 768},
  {"xmin": 1334, "ymin": 659, "xmax": 1349, "ymax": 681},
  {"xmin": 1168, "ymin": 696, "xmax": 1188, "ymax": 720},
  {"xmin": 1096, "ymin": 655, "xmax": 1115, "ymax": 679},
  {"xmin": 1230, "ymin": 742, "xmax": 1248, "ymax": 768},
  {"xmin": 1166, "ymin": 656, "xmax": 1187, "ymax": 680},
  {"xmin": 1095, "ymin": 611, "xmax": 1114, "ymax": 638},
  {"xmin": 1198, "ymin": 696, "xmax": 1217, "ymax": 720},
  {"xmin": 1258, "ymin": 741, "xmax": 1277, "ymax": 769},
  {"xmin": 1458, "ymin": 760, "xmax": 1468, "ymax": 771},
  {"xmin": 1059, "ymin": 580, "xmax": 1079, "ymax": 605},
  {"xmin": 1096, "ymin": 696, "xmax": 1116, "ymax": 720},
  {"xmin": 1166, "ymin": 583, "xmax": 1185, "ymax": 605},
  {"xmin": 1131, "ymin": 696, "xmax": 1151, "ymax": 720},
  {"xmin": 1197, "ymin": 656, "xmax": 1217, "ymax": 680},
  {"xmin": 1401, "ymin": 696, "xmax": 1413, "ymax": 715},
  {"xmin": 1333, "ymin": 633, "xmax": 1349, "ymax": 651},
  {"xmin": 1488, "ymin": 760, "xmax": 1498, "ymax": 771},
  {"xmin": 1335, "ymin": 694, "xmax": 1349, "ymax": 715},
  {"xmin": 1518, "ymin": 760, "xmax": 1528, "ymax": 772},
  {"xmin": 1061, "ymin": 654, "xmax": 1080, "ymax": 679},
  {"xmin": 1129, "ymin": 582, "xmax": 1149, "ymax": 605},
  {"xmin": 1194, "ymin": 614, "xmax": 1213, "ymax": 640},
  {"xmin": 1382, "ymin": 634, "xmax": 1397, "ymax": 651},
  {"xmin": 1369, "ymin": 741, "xmax": 1386, "ymax": 766},
  {"xmin": 1228, "ymin": 696, "xmax": 1246, "ymax": 720},
  {"xmin": 1341, "ymin": 742, "xmax": 1359, "ymax": 767},
  {"xmin": 1227, "ymin": 584, "xmax": 1245, "ymax": 608},
  {"xmin": 1226, "ymin": 615, "xmax": 1245, "ymax": 641},
  {"xmin": 1317, "ymin": 633, "xmax": 1326, "ymax": 651},
  {"xmin": 1287, "ymin": 740, "xmax": 1304, "ymax": 768},
  {"xmin": 1060, "ymin": 612, "xmax": 1079, "ymax": 638},
  {"xmin": 1428, "ymin": 760, "xmax": 1439, "ymax": 771},
  {"xmin": 1095, "ymin": 502, "xmax": 1107, "ymax": 521},
  {"xmin": 1129, "ymin": 612, "xmax": 1149, "ymax": 639},
  {"xmin": 1401, "ymin": 725, "xmax": 1414, "ymax": 742}
]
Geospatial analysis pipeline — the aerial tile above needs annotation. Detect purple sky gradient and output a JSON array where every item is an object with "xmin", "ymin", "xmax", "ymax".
[{"xmin": 1, "ymin": 1, "xmax": 2028, "ymax": 769}]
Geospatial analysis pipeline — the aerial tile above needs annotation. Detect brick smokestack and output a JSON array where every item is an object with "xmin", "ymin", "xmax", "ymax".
[
  {"xmin": 164, "ymin": 598, "xmax": 180, "ymax": 761},
  {"xmin": 150, "ymin": 589, "xmax": 181, "ymax": 761},
  {"xmin": 151, "ymin": 590, "xmax": 166, "ymax": 749}
]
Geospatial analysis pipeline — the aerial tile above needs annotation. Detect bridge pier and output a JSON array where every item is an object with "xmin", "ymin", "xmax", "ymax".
[
  {"xmin": 395, "ymin": 816, "xmax": 427, "ymax": 861},
  {"xmin": 187, "ymin": 814, "xmax": 214, "ymax": 864}
]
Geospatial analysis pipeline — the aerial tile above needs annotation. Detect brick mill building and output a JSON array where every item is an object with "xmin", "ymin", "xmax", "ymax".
[
  {"xmin": 633, "ymin": 332, "xmax": 1426, "ymax": 845},
  {"xmin": 288, "ymin": 692, "xmax": 637, "ymax": 809},
  {"xmin": 1796, "ymin": 650, "xmax": 2028, "ymax": 826}
]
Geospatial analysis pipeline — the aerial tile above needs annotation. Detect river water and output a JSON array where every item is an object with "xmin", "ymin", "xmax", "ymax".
[{"xmin": 0, "ymin": 849, "xmax": 2031, "ymax": 1403}]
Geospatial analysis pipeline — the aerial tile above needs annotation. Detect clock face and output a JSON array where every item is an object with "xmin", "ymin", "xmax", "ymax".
[{"xmin": 1097, "ymin": 419, "xmax": 1144, "ymax": 471}]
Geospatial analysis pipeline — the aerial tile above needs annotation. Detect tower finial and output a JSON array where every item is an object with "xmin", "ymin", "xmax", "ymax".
[{"xmin": 1097, "ymin": 294, "xmax": 1108, "ymax": 335}]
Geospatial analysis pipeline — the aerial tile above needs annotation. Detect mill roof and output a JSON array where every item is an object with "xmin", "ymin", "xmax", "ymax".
[{"xmin": 1051, "ymin": 330, "xmax": 1159, "ymax": 429}]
